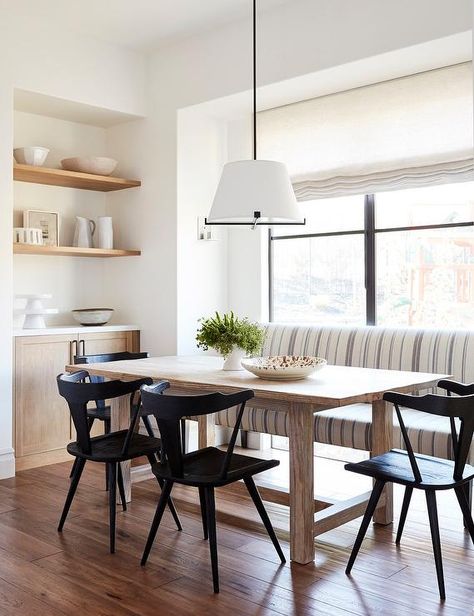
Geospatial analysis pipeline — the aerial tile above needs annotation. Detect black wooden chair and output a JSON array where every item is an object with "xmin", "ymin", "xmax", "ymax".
[
  {"xmin": 56, "ymin": 371, "xmax": 182, "ymax": 553},
  {"xmin": 73, "ymin": 351, "xmax": 155, "ymax": 438},
  {"xmin": 344, "ymin": 388, "xmax": 474, "ymax": 600},
  {"xmin": 139, "ymin": 382, "xmax": 286, "ymax": 593}
]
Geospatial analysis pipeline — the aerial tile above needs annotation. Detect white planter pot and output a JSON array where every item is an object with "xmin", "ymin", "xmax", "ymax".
[{"xmin": 222, "ymin": 347, "xmax": 246, "ymax": 371}]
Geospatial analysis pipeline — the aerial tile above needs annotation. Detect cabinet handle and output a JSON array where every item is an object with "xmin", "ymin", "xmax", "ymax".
[
  {"xmin": 70, "ymin": 339, "xmax": 78, "ymax": 363},
  {"xmin": 79, "ymin": 339, "xmax": 86, "ymax": 355}
]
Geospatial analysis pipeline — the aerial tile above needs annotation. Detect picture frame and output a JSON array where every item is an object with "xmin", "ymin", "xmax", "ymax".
[{"xmin": 23, "ymin": 210, "xmax": 59, "ymax": 247}]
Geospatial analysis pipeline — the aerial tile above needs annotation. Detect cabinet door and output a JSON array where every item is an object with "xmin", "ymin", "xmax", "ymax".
[
  {"xmin": 78, "ymin": 330, "xmax": 139, "ymax": 356},
  {"xmin": 15, "ymin": 335, "xmax": 74, "ymax": 458}
]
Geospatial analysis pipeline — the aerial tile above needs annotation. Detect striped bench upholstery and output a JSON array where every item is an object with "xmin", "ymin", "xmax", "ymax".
[{"xmin": 215, "ymin": 324, "xmax": 474, "ymax": 462}]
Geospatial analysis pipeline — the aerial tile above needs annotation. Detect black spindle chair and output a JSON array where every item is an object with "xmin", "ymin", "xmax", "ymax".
[
  {"xmin": 56, "ymin": 372, "xmax": 182, "ymax": 553},
  {"xmin": 344, "ymin": 388, "xmax": 474, "ymax": 600},
  {"xmin": 139, "ymin": 383, "xmax": 286, "ymax": 593}
]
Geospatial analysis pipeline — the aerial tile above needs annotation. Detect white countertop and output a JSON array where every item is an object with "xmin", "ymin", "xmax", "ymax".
[{"xmin": 13, "ymin": 324, "xmax": 139, "ymax": 337}]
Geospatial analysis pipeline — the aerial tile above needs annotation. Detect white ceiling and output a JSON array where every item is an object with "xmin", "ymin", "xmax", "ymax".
[{"xmin": 3, "ymin": 0, "xmax": 291, "ymax": 52}]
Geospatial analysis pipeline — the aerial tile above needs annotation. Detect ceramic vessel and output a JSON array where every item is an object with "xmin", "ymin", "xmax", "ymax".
[
  {"xmin": 71, "ymin": 308, "xmax": 114, "ymax": 326},
  {"xmin": 222, "ymin": 347, "xmax": 246, "ymax": 371},
  {"xmin": 14, "ymin": 294, "xmax": 58, "ymax": 329},
  {"xmin": 96, "ymin": 216, "xmax": 113, "ymax": 249},
  {"xmin": 241, "ymin": 355, "xmax": 327, "ymax": 380},
  {"xmin": 14, "ymin": 146, "xmax": 49, "ymax": 166},
  {"xmin": 13, "ymin": 228, "xmax": 43, "ymax": 245},
  {"xmin": 61, "ymin": 157, "xmax": 117, "ymax": 176},
  {"xmin": 73, "ymin": 217, "xmax": 96, "ymax": 248}
]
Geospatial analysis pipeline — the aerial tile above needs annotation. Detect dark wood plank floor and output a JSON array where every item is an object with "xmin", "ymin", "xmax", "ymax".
[{"xmin": 0, "ymin": 454, "xmax": 472, "ymax": 616}]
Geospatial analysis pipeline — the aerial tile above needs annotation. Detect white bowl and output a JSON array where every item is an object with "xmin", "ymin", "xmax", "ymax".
[
  {"xmin": 241, "ymin": 355, "xmax": 327, "ymax": 380},
  {"xmin": 61, "ymin": 157, "xmax": 118, "ymax": 176},
  {"xmin": 14, "ymin": 146, "xmax": 49, "ymax": 166},
  {"xmin": 71, "ymin": 308, "xmax": 114, "ymax": 326}
]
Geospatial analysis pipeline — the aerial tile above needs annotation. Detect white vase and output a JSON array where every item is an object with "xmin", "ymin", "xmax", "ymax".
[
  {"xmin": 97, "ymin": 216, "xmax": 114, "ymax": 249},
  {"xmin": 222, "ymin": 347, "xmax": 246, "ymax": 371}
]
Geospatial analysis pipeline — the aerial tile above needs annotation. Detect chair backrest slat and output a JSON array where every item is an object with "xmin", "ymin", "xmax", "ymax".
[
  {"xmin": 393, "ymin": 403, "xmax": 422, "ymax": 482},
  {"xmin": 141, "ymin": 384, "xmax": 254, "ymax": 479}
]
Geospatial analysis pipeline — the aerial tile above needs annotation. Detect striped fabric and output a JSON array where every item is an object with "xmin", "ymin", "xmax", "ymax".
[{"xmin": 215, "ymin": 324, "xmax": 474, "ymax": 462}]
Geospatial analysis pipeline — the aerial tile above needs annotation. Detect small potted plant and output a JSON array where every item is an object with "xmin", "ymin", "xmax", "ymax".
[{"xmin": 196, "ymin": 311, "xmax": 264, "ymax": 370}]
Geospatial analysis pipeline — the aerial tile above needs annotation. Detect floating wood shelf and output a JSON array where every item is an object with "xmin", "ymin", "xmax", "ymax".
[
  {"xmin": 13, "ymin": 163, "xmax": 141, "ymax": 192},
  {"xmin": 13, "ymin": 244, "xmax": 141, "ymax": 258}
]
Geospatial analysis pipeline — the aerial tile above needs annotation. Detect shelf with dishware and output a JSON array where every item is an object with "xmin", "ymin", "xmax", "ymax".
[
  {"xmin": 13, "ymin": 244, "xmax": 141, "ymax": 258},
  {"xmin": 13, "ymin": 163, "xmax": 141, "ymax": 192}
]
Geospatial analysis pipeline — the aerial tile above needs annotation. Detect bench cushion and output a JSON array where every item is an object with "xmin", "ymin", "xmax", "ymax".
[{"xmin": 215, "ymin": 404, "xmax": 462, "ymax": 461}]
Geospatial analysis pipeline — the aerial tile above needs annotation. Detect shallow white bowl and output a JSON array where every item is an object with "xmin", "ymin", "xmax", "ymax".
[
  {"xmin": 14, "ymin": 146, "xmax": 49, "ymax": 166},
  {"xmin": 72, "ymin": 308, "xmax": 114, "ymax": 326},
  {"xmin": 61, "ymin": 157, "xmax": 118, "ymax": 176},
  {"xmin": 241, "ymin": 355, "xmax": 327, "ymax": 380}
]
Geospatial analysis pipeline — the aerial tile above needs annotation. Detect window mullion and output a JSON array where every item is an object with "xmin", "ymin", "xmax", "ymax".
[{"xmin": 364, "ymin": 195, "xmax": 376, "ymax": 325}]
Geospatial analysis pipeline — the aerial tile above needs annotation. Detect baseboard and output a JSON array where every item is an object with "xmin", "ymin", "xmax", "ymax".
[
  {"xmin": 15, "ymin": 448, "xmax": 71, "ymax": 471},
  {"xmin": 131, "ymin": 464, "xmax": 154, "ymax": 483},
  {"xmin": 0, "ymin": 448, "xmax": 15, "ymax": 479}
]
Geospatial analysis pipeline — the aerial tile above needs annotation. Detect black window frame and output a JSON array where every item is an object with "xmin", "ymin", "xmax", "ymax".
[{"xmin": 269, "ymin": 192, "xmax": 474, "ymax": 325}]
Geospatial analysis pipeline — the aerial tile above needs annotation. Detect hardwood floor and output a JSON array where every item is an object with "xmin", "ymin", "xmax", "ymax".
[{"xmin": 0, "ymin": 452, "xmax": 472, "ymax": 615}]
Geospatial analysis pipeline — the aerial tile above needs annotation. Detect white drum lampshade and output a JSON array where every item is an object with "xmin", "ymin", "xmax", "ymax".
[{"xmin": 206, "ymin": 160, "xmax": 303, "ymax": 225}]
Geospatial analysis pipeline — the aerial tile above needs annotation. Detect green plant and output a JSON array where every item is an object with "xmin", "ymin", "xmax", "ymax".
[{"xmin": 196, "ymin": 311, "xmax": 264, "ymax": 357}]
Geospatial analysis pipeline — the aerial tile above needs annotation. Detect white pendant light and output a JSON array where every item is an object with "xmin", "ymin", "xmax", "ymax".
[{"xmin": 206, "ymin": 0, "xmax": 305, "ymax": 227}]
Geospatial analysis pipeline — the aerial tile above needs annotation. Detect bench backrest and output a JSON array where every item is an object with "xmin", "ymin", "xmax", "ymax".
[{"xmin": 262, "ymin": 324, "xmax": 474, "ymax": 389}]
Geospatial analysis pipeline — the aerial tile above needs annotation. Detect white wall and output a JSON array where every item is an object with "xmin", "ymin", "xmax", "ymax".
[
  {"xmin": 0, "ymin": 15, "xmax": 146, "ymax": 477},
  {"xmin": 114, "ymin": 0, "xmax": 471, "ymax": 356}
]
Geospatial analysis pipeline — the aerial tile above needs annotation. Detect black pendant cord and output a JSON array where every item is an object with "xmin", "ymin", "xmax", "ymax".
[{"xmin": 253, "ymin": 0, "xmax": 257, "ymax": 161}]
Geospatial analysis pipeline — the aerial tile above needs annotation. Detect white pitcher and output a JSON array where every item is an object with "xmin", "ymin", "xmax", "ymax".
[
  {"xmin": 96, "ymin": 216, "xmax": 114, "ymax": 249},
  {"xmin": 73, "ymin": 217, "xmax": 96, "ymax": 248}
]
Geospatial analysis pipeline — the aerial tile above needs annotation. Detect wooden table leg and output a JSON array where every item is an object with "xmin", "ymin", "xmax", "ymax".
[
  {"xmin": 288, "ymin": 402, "xmax": 315, "ymax": 564},
  {"xmin": 198, "ymin": 413, "xmax": 215, "ymax": 449},
  {"xmin": 371, "ymin": 398, "xmax": 393, "ymax": 525},
  {"xmin": 111, "ymin": 394, "xmax": 131, "ymax": 504}
]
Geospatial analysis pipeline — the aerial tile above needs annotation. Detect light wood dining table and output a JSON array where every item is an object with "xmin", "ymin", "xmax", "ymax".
[{"xmin": 66, "ymin": 355, "xmax": 447, "ymax": 564}]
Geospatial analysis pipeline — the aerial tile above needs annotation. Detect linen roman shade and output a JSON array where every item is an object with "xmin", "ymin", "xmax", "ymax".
[{"xmin": 257, "ymin": 62, "xmax": 474, "ymax": 200}]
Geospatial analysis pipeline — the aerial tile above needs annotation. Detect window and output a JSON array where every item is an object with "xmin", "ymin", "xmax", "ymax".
[{"xmin": 270, "ymin": 181, "xmax": 474, "ymax": 328}]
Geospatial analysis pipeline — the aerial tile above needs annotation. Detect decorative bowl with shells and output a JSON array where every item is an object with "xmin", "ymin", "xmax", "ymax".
[{"xmin": 241, "ymin": 355, "xmax": 327, "ymax": 380}]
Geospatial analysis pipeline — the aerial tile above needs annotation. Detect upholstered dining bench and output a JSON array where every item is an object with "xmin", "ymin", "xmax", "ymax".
[{"xmin": 215, "ymin": 324, "xmax": 474, "ymax": 466}]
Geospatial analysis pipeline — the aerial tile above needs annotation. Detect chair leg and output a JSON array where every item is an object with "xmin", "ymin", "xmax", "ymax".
[
  {"xmin": 198, "ymin": 486, "xmax": 208, "ymax": 540},
  {"xmin": 69, "ymin": 417, "xmax": 94, "ymax": 479},
  {"xmin": 58, "ymin": 458, "xmax": 86, "ymax": 531},
  {"xmin": 396, "ymin": 486, "xmax": 413, "ymax": 544},
  {"xmin": 244, "ymin": 477, "xmax": 286, "ymax": 563},
  {"xmin": 240, "ymin": 430, "xmax": 248, "ymax": 449},
  {"xmin": 425, "ymin": 490, "xmax": 445, "ymax": 601},
  {"xmin": 346, "ymin": 479, "xmax": 385, "ymax": 575},
  {"xmin": 142, "ymin": 414, "xmax": 155, "ymax": 438},
  {"xmin": 454, "ymin": 486, "xmax": 474, "ymax": 544},
  {"xmin": 204, "ymin": 487, "xmax": 219, "ymax": 593},
  {"xmin": 108, "ymin": 463, "xmax": 117, "ymax": 554},
  {"xmin": 117, "ymin": 463, "xmax": 127, "ymax": 512},
  {"xmin": 69, "ymin": 457, "xmax": 79, "ymax": 479},
  {"xmin": 180, "ymin": 419, "xmax": 187, "ymax": 454},
  {"xmin": 103, "ymin": 419, "xmax": 111, "ymax": 491},
  {"xmin": 146, "ymin": 455, "xmax": 182, "ymax": 531},
  {"xmin": 141, "ymin": 480, "xmax": 173, "ymax": 566},
  {"xmin": 462, "ymin": 481, "xmax": 472, "ymax": 530}
]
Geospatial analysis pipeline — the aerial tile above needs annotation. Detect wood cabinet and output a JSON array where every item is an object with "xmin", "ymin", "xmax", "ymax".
[{"xmin": 14, "ymin": 329, "xmax": 139, "ymax": 470}]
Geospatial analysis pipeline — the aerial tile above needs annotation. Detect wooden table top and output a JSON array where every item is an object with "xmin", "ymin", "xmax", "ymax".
[{"xmin": 66, "ymin": 355, "xmax": 448, "ymax": 407}]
